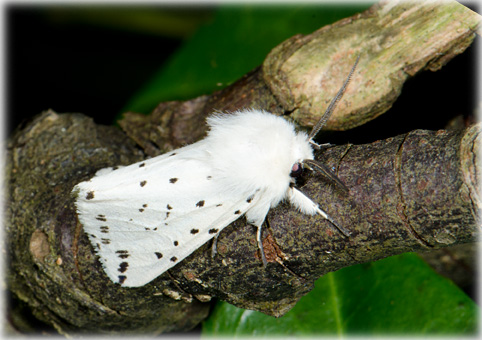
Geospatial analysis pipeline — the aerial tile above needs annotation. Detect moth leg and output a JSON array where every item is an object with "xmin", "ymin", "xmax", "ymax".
[
  {"xmin": 247, "ymin": 203, "xmax": 270, "ymax": 267},
  {"xmin": 309, "ymin": 141, "xmax": 333, "ymax": 150},
  {"xmin": 256, "ymin": 223, "xmax": 268, "ymax": 267},
  {"xmin": 315, "ymin": 205, "xmax": 351, "ymax": 237},
  {"xmin": 318, "ymin": 142, "xmax": 333, "ymax": 148},
  {"xmin": 289, "ymin": 187, "xmax": 351, "ymax": 237},
  {"xmin": 309, "ymin": 140, "xmax": 321, "ymax": 150},
  {"xmin": 211, "ymin": 234, "xmax": 219, "ymax": 258}
]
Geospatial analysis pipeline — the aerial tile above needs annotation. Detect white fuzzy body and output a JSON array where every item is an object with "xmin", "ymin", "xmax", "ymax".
[{"xmin": 73, "ymin": 110, "xmax": 323, "ymax": 287}]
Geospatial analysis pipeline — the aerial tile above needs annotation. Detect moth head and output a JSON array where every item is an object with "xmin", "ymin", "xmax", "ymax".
[
  {"xmin": 290, "ymin": 129, "xmax": 314, "ymax": 164},
  {"xmin": 288, "ymin": 132, "xmax": 313, "ymax": 185},
  {"xmin": 290, "ymin": 162, "xmax": 304, "ymax": 178}
]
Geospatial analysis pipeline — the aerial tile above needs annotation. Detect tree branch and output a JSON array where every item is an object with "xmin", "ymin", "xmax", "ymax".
[
  {"xmin": 6, "ymin": 0, "xmax": 480, "ymax": 335},
  {"xmin": 120, "ymin": 0, "xmax": 480, "ymax": 155}
]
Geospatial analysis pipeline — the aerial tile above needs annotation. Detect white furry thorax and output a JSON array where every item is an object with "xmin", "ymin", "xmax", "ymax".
[{"xmin": 205, "ymin": 110, "xmax": 314, "ymax": 206}]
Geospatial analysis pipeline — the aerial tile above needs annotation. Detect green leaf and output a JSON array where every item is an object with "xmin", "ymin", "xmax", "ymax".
[
  {"xmin": 121, "ymin": 4, "xmax": 371, "ymax": 115},
  {"xmin": 202, "ymin": 253, "xmax": 477, "ymax": 337}
]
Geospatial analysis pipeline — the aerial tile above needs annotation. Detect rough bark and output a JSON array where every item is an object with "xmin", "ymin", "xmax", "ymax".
[{"xmin": 6, "ymin": 0, "xmax": 480, "ymax": 335}]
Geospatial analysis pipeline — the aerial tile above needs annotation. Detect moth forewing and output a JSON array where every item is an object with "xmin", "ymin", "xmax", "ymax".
[{"xmin": 74, "ymin": 145, "xmax": 256, "ymax": 287}]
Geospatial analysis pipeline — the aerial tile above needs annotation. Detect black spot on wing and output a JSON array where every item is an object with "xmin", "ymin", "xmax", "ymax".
[
  {"xmin": 100, "ymin": 226, "xmax": 109, "ymax": 233},
  {"xmin": 216, "ymin": 204, "xmax": 223, "ymax": 207},
  {"xmin": 139, "ymin": 162, "xmax": 145, "ymax": 168},
  {"xmin": 190, "ymin": 229, "xmax": 199, "ymax": 234},
  {"xmin": 139, "ymin": 208, "xmax": 144, "ymax": 212},
  {"xmin": 234, "ymin": 210, "xmax": 241, "ymax": 215},
  {"xmin": 96, "ymin": 215, "xmax": 106, "ymax": 222},
  {"xmin": 247, "ymin": 194, "xmax": 255, "ymax": 203},
  {"xmin": 169, "ymin": 153, "xmax": 177, "ymax": 157},
  {"xmin": 116, "ymin": 250, "xmax": 129, "ymax": 259},
  {"xmin": 118, "ymin": 262, "xmax": 129, "ymax": 273},
  {"xmin": 113, "ymin": 166, "xmax": 119, "ymax": 170},
  {"xmin": 207, "ymin": 176, "xmax": 212, "ymax": 180},
  {"xmin": 140, "ymin": 180, "xmax": 147, "ymax": 187},
  {"xmin": 170, "ymin": 256, "xmax": 177, "ymax": 262},
  {"xmin": 155, "ymin": 252, "xmax": 163, "ymax": 259},
  {"xmin": 118, "ymin": 275, "xmax": 127, "ymax": 284},
  {"xmin": 86, "ymin": 191, "xmax": 95, "ymax": 200},
  {"xmin": 101, "ymin": 238, "xmax": 110, "ymax": 245},
  {"xmin": 209, "ymin": 228, "xmax": 218, "ymax": 234},
  {"xmin": 174, "ymin": 241, "xmax": 179, "ymax": 246},
  {"xmin": 167, "ymin": 204, "xmax": 173, "ymax": 210},
  {"xmin": 196, "ymin": 200, "xmax": 205, "ymax": 207},
  {"xmin": 169, "ymin": 178, "xmax": 178, "ymax": 184}
]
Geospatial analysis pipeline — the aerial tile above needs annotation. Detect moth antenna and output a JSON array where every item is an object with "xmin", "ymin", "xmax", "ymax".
[
  {"xmin": 303, "ymin": 159, "xmax": 348, "ymax": 193},
  {"xmin": 308, "ymin": 54, "xmax": 361, "ymax": 141}
]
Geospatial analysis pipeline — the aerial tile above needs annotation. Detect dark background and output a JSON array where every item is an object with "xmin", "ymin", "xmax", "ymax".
[{"xmin": 6, "ymin": 7, "xmax": 211, "ymax": 135}]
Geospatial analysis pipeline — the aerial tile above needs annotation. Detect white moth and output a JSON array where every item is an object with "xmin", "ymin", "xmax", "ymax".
[{"xmin": 73, "ymin": 56, "xmax": 359, "ymax": 287}]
